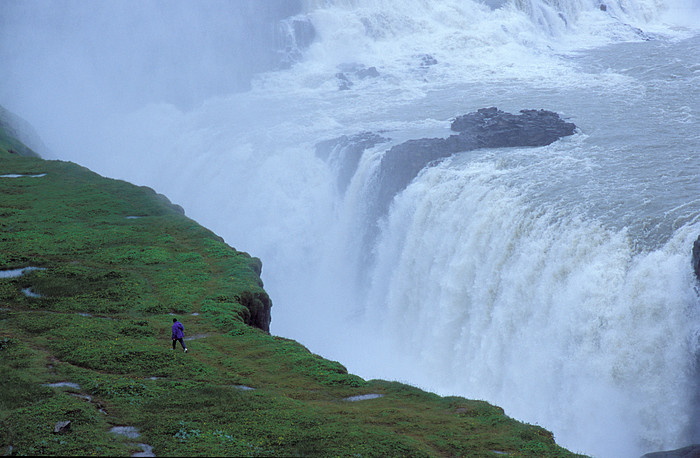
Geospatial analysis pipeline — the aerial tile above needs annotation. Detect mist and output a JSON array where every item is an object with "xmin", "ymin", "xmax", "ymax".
[
  {"xmin": 0, "ymin": 0, "xmax": 304, "ymax": 161},
  {"xmin": 2, "ymin": 2, "xmax": 700, "ymax": 456}
]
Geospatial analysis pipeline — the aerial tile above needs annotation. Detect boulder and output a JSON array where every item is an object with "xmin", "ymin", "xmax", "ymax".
[
  {"xmin": 336, "ymin": 72, "xmax": 353, "ymax": 90},
  {"xmin": 418, "ymin": 54, "xmax": 438, "ymax": 67},
  {"xmin": 356, "ymin": 66, "xmax": 380, "ymax": 79}
]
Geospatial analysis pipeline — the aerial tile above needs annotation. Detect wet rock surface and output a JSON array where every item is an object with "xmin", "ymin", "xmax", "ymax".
[
  {"xmin": 692, "ymin": 236, "xmax": 700, "ymax": 281},
  {"xmin": 642, "ymin": 444, "xmax": 700, "ymax": 458},
  {"xmin": 315, "ymin": 132, "xmax": 389, "ymax": 193},
  {"xmin": 375, "ymin": 107, "xmax": 576, "ymax": 215},
  {"xmin": 335, "ymin": 63, "xmax": 381, "ymax": 90}
]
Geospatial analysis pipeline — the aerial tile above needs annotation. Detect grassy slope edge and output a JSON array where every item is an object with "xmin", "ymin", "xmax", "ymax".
[
  {"xmin": 0, "ymin": 142, "xmax": 583, "ymax": 456},
  {"xmin": 0, "ymin": 109, "xmax": 40, "ymax": 158}
]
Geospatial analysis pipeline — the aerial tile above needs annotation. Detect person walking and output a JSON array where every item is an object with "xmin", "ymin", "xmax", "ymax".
[{"xmin": 171, "ymin": 318, "xmax": 188, "ymax": 353}]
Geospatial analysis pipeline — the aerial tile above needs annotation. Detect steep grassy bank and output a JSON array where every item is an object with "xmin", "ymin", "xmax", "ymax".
[
  {"xmin": 0, "ymin": 137, "xmax": 582, "ymax": 456},
  {"xmin": 0, "ymin": 107, "xmax": 41, "ymax": 158}
]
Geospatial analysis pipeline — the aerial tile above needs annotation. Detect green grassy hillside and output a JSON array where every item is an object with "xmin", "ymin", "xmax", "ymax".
[
  {"xmin": 0, "ymin": 136, "xmax": 582, "ymax": 456},
  {"xmin": 0, "ymin": 108, "xmax": 40, "ymax": 158}
]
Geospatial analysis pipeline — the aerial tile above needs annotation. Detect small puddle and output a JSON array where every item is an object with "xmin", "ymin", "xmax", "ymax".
[
  {"xmin": 131, "ymin": 443, "xmax": 155, "ymax": 457},
  {"xmin": 44, "ymin": 381, "xmax": 81, "ymax": 390},
  {"xmin": 0, "ymin": 173, "xmax": 47, "ymax": 178},
  {"xmin": 125, "ymin": 216, "xmax": 145, "ymax": 219},
  {"xmin": 110, "ymin": 426, "xmax": 140, "ymax": 439},
  {"xmin": 343, "ymin": 394, "xmax": 384, "ymax": 402},
  {"xmin": 233, "ymin": 385, "xmax": 255, "ymax": 391},
  {"xmin": 111, "ymin": 427, "xmax": 156, "ymax": 456},
  {"xmin": 22, "ymin": 287, "xmax": 41, "ymax": 298},
  {"xmin": 0, "ymin": 267, "xmax": 46, "ymax": 278},
  {"xmin": 184, "ymin": 333, "xmax": 209, "ymax": 341}
]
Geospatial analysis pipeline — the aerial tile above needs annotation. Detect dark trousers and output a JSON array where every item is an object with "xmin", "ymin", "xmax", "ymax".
[{"xmin": 172, "ymin": 338, "xmax": 187, "ymax": 350}]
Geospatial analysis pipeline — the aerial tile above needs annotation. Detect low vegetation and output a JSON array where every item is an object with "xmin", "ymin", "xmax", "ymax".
[{"xmin": 0, "ymin": 130, "xmax": 582, "ymax": 456}]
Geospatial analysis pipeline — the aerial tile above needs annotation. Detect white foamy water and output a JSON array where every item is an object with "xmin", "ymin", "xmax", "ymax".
[{"xmin": 2, "ymin": 1, "xmax": 700, "ymax": 456}]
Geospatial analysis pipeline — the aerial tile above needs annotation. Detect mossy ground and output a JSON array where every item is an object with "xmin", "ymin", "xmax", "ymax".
[
  {"xmin": 0, "ymin": 143, "xmax": 584, "ymax": 456},
  {"xmin": 0, "ymin": 119, "xmax": 39, "ymax": 158}
]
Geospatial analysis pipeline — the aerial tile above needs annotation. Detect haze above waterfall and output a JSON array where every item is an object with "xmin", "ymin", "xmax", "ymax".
[{"xmin": 2, "ymin": 1, "xmax": 700, "ymax": 457}]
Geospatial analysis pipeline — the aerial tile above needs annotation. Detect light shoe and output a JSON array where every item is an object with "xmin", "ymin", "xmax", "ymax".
[{"xmin": 184, "ymin": 348, "xmax": 188, "ymax": 353}]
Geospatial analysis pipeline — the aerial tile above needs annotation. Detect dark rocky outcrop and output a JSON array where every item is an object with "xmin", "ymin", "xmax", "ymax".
[
  {"xmin": 642, "ymin": 444, "xmax": 700, "ymax": 458},
  {"xmin": 693, "ymin": 236, "xmax": 700, "ymax": 281},
  {"xmin": 235, "ymin": 290, "xmax": 272, "ymax": 333},
  {"xmin": 450, "ymin": 107, "xmax": 576, "ymax": 146},
  {"xmin": 277, "ymin": 15, "xmax": 315, "ymax": 68},
  {"xmin": 335, "ymin": 64, "xmax": 381, "ymax": 90},
  {"xmin": 375, "ymin": 107, "xmax": 576, "ymax": 215},
  {"xmin": 336, "ymin": 72, "xmax": 353, "ymax": 90},
  {"xmin": 418, "ymin": 54, "xmax": 438, "ymax": 67}
]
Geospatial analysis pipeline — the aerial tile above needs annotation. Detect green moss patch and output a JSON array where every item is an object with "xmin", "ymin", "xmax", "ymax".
[{"xmin": 0, "ymin": 142, "xmax": 582, "ymax": 456}]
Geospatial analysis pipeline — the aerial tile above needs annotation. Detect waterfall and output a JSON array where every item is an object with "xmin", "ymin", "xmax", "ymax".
[
  {"xmin": 359, "ymin": 159, "xmax": 700, "ymax": 456},
  {"xmin": 2, "ymin": 1, "xmax": 699, "ymax": 456}
]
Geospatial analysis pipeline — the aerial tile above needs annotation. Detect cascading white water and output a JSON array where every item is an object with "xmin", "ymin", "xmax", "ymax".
[
  {"xmin": 2, "ymin": 1, "xmax": 700, "ymax": 456},
  {"xmin": 362, "ymin": 159, "xmax": 700, "ymax": 457}
]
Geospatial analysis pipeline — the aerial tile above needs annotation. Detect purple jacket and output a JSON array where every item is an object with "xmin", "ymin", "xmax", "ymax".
[{"xmin": 172, "ymin": 321, "xmax": 185, "ymax": 339}]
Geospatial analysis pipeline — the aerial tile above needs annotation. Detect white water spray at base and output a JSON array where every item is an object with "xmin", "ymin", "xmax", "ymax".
[{"xmin": 344, "ymin": 159, "xmax": 700, "ymax": 457}]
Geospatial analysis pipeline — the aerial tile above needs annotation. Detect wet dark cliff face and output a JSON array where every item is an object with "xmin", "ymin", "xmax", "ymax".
[
  {"xmin": 317, "ymin": 107, "xmax": 577, "ymax": 221},
  {"xmin": 693, "ymin": 236, "xmax": 700, "ymax": 282}
]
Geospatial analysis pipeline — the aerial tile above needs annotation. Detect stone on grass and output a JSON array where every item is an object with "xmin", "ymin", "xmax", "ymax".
[{"xmin": 53, "ymin": 420, "xmax": 71, "ymax": 434}]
